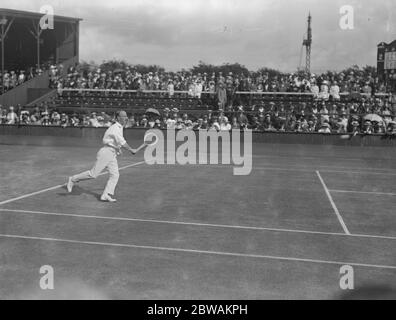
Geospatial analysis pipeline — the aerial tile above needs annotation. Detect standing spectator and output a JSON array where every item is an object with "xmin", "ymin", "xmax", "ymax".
[
  {"xmin": 6, "ymin": 106, "xmax": 18, "ymax": 124},
  {"xmin": 216, "ymin": 82, "xmax": 227, "ymax": 111},
  {"xmin": 18, "ymin": 71, "xmax": 26, "ymax": 85},
  {"xmin": 10, "ymin": 71, "xmax": 17, "ymax": 89},
  {"xmin": 167, "ymin": 80, "xmax": 175, "ymax": 97},
  {"xmin": 311, "ymin": 80, "xmax": 320, "ymax": 99},
  {"xmin": 195, "ymin": 79, "xmax": 203, "ymax": 100},
  {"xmin": 330, "ymin": 81, "xmax": 340, "ymax": 101}
]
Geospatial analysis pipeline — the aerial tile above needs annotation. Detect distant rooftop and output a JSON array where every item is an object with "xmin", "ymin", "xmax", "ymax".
[{"xmin": 0, "ymin": 8, "xmax": 82, "ymax": 23}]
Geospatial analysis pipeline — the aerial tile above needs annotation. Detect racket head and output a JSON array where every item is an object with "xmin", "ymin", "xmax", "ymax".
[{"xmin": 143, "ymin": 131, "xmax": 159, "ymax": 147}]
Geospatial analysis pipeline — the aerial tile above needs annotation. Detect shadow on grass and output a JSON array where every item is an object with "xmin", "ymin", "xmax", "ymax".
[{"xmin": 57, "ymin": 186, "xmax": 101, "ymax": 201}]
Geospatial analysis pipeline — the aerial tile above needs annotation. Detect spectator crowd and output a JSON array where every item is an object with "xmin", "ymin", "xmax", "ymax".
[
  {"xmin": 1, "ymin": 62, "xmax": 396, "ymax": 135},
  {"xmin": 54, "ymin": 64, "xmax": 392, "ymax": 100},
  {"xmin": 1, "ymin": 61, "xmax": 63, "ymax": 94},
  {"xmin": 1, "ymin": 96, "xmax": 396, "ymax": 135}
]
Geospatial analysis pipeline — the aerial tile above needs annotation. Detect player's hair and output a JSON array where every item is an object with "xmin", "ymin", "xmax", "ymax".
[{"xmin": 115, "ymin": 110, "xmax": 127, "ymax": 118}]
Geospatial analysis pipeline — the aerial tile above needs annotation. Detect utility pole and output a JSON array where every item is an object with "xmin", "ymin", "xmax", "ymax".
[
  {"xmin": 28, "ymin": 20, "xmax": 43, "ymax": 71},
  {"xmin": 302, "ymin": 13, "xmax": 312, "ymax": 74},
  {"xmin": 1, "ymin": 20, "xmax": 4, "ymax": 95},
  {"xmin": 0, "ymin": 16, "xmax": 14, "ymax": 95}
]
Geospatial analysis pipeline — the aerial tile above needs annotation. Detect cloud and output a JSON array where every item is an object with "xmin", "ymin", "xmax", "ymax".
[{"xmin": 1, "ymin": 0, "xmax": 395, "ymax": 71}]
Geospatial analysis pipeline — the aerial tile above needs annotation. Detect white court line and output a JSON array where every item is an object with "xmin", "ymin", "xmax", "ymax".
[
  {"xmin": 161, "ymin": 151, "xmax": 396, "ymax": 172},
  {"xmin": 179, "ymin": 164, "xmax": 396, "ymax": 176},
  {"xmin": 263, "ymin": 164, "xmax": 396, "ymax": 173},
  {"xmin": 0, "ymin": 233, "xmax": 395, "ymax": 270},
  {"xmin": 329, "ymin": 189, "xmax": 396, "ymax": 197},
  {"xmin": 316, "ymin": 171, "xmax": 350, "ymax": 235},
  {"xmin": 0, "ymin": 161, "xmax": 146, "ymax": 206},
  {"xmin": 251, "ymin": 166, "xmax": 396, "ymax": 176},
  {"xmin": 1, "ymin": 208, "xmax": 396, "ymax": 241}
]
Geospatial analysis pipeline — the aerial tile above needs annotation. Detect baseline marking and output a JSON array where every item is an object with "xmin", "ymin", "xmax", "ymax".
[
  {"xmin": 329, "ymin": 189, "xmax": 396, "ymax": 197},
  {"xmin": 316, "ymin": 171, "xmax": 350, "ymax": 235},
  {"xmin": 172, "ymin": 164, "xmax": 396, "ymax": 176},
  {"xmin": 0, "ymin": 161, "xmax": 146, "ymax": 206},
  {"xmin": 1, "ymin": 208, "xmax": 396, "ymax": 241},
  {"xmin": 0, "ymin": 233, "xmax": 395, "ymax": 270}
]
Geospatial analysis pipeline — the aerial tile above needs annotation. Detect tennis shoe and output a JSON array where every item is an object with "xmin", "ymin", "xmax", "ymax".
[
  {"xmin": 67, "ymin": 177, "xmax": 74, "ymax": 193},
  {"xmin": 100, "ymin": 194, "xmax": 117, "ymax": 202}
]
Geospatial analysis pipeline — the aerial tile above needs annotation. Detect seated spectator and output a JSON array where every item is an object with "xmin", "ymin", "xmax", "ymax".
[
  {"xmin": 89, "ymin": 112, "xmax": 101, "ymax": 128},
  {"xmin": 307, "ymin": 120, "xmax": 316, "ymax": 132},
  {"xmin": 219, "ymin": 118, "xmax": 231, "ymax": 131},
  {"xmin": 183, "ymin": 116, "xmax": 194, "ymax": 130},
  {"xmin": 140, "ymin": 115, "xmax": 149, "ymax": 128},
  {"xmin": 387, "ymin": 120, "xmax": 396, "ymax": 134},
  {"xmin": 236, "ymin": 106, "xmax": 248, "ymax": 129},
  {"xmin": 319, "ymin": 81, "xmax": 330, "ymax": 100},
  {"xmin": 51, "ymin": 111, "xmax": 61, "ymax": 126},
  {"xmin": 166, "ymin": 113, "xmax": 176, "ymax": 129},
  {"xmin": 382, "ymin": 106, "xmax": 392, "ymax": 127},
  {"xmin": 41, "ymin": 113, "xmax": 51, "ymax": 126},
  {"xmin": 319, "ymin": 104, "xmax": 330, "ymax": 123},
  {"xmin": 372, "ymin": 121, "xmax": 385, "ymax": 134},
  {"xmin": 362, "ymin": 120, "xmax": 373, "ymax": 134},
  {"xmin": 82, "ymin": 115, "xmax": 91, "ymax": 127},
  {"xmin": 193, "ymin": 118, "xmax": 204, "ymax": 130},
  {"xmin": 249, "ymin": 116, "xmax": 261, "ymax": 131},
  {"xmin": 337, "ymin": 114, "xmax": 349, "ymax": 133},
  {"xmin": 362, "ymin": 82, "xmax": 372, "ymax": 95},
  {"xmin": 70, "ymin": 114, "xmax": 80, "ymax": 127},
  {"xmin": 208, "ymin": 116, "xmax": 220, "ymax": 131},
  {"xmin": 318, "ymin": 122, "xmax": 331, "ymax": 133},
  {"xmin": 60, "ymin": 113, "xmax": 69, "ymax": 128},
  {"xmin": 19, "ymin": 110, "xmax": 31, "ymax": 125},
  {"xmin": 330, "ymin": 81, "xmax": 340, "ymax": 101},
  {"xmin": 175, "ymin": 118, "xmax": 185, "ymax": 130},
  {"xmin": 311, "ymin": 81, "xmax": 320, "ymax": 99},
  {"xmin": 148, "ymin": 116, "xmax": 156, "ymax": 128},
  {"xmin": 262, "ymin": 113, "xmax": 275, "ymax": 131},
  {"xmin": 126, "ymin": 115, "xmax": 136, "ymax": 128},
  {"xmin": 231, "ymin": 117, "xmax": 240, "ymax": 130},
  {"xmin": 350, "ymin": 116, "xmax": 360, "ymax": 135}
]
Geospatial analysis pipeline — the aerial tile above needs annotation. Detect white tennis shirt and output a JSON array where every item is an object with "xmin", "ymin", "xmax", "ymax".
[{"xmin": 102, "ymin": 122, "xmax": 126, "ymax": 149}]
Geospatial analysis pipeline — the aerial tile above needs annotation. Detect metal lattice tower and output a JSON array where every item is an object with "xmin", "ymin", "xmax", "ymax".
[{"xmin": 302, "ymin": 13, "xmax": 312, "ymax": 74}]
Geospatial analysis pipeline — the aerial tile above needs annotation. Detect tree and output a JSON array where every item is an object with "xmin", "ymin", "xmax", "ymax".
[{"xmin": 190, "ymin": 61, "xmax": 249, "ymax": 77}]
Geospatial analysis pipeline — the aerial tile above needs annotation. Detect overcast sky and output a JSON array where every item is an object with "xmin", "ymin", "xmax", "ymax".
[{"xmin": 2, "ymin": 0, "xmax": 395, "ymax": 72}]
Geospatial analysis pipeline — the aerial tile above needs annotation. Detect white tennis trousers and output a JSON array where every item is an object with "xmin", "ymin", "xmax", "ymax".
[{"xmin": 71, "ymin": 146, "xmax": 119, "ymax": 196}]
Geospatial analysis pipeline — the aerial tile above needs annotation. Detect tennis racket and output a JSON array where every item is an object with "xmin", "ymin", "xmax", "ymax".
[{"xmin": 134, "ymin": 131, "xmax": 159, "ymax": 154}]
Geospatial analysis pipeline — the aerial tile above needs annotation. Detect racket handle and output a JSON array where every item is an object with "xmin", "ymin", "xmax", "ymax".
[{"xmin": 135, "ymin": 143, "xmax": 147, "ymax": 154}]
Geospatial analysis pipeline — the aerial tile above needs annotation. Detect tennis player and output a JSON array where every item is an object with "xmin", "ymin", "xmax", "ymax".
[{"xmin": 66, "ymin": 110, "xmax": 137, "ymax": 202}]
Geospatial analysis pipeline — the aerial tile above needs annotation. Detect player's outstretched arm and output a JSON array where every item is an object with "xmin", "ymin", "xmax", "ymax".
[{"xmin": 121, "ymin": 142, "xmax": 137, "ymax": 155}]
